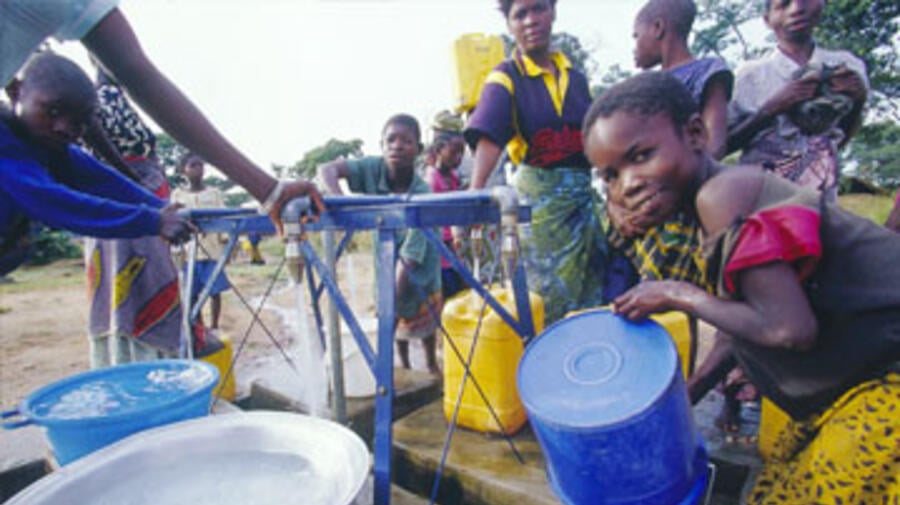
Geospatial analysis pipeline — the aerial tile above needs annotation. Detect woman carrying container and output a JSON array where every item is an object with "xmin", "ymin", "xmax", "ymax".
[{"xmin": 464, "ymin": 0, "xmax": 607, "ymax": 323}]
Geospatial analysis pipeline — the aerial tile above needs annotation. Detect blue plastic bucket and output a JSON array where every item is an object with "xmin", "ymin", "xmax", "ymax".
[
  {"xmin": 2, "ymin": 360, "xmax": 218, "ymax": 465},
  {"xmin": 518, "ymin": 309, "xmax": 708, "ymax": 505}
]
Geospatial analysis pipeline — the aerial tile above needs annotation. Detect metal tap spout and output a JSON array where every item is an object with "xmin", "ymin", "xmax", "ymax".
[
  {"xmin": 491, "ymin": 186, "xmax": 520, "ymax": 284},
  {"xmin": 280, "ymin": 197, "xmax": 312, "ymax": 284}
]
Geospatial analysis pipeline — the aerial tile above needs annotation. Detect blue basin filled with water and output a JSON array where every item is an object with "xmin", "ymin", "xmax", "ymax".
[
  {"xmin": 2, "ymin": 359, "xmax": 218, "ymax": 465},
  {"xmin": 518, "ymin": 309, "xmax": 709, "ymax": 505}
]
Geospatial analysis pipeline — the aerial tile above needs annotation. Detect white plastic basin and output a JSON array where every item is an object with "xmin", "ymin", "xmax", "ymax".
[{"xmin": 7, "ymin": 411, "xmax": 370, "ymax": 505}]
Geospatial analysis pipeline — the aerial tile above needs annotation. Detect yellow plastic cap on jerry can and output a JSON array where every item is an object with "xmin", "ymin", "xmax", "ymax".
[
  {"xmin": 451, "ymin": 33, "xmax": 506, "ymax": 113},
  {"xmin": 442, "ymin": 286, "xmax": 544, "ymax": 435},
  {"xmin": 199, "ymin": 333, "xmax": 236, "ymax": 402}
]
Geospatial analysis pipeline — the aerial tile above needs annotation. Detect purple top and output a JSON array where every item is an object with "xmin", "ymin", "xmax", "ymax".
[
  {"xmin": 464, "ymin": 51, "xmax": 592, "ymax": 170},
  {"xmin": 668, "ymin": 57, "xmax": 733, "ymax": 108}
]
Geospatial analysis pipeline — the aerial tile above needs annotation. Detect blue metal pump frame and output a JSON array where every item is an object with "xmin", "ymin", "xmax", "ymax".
[{"xmin": 180, "ymin": 190, "xmax": 536, "ymax": 505}]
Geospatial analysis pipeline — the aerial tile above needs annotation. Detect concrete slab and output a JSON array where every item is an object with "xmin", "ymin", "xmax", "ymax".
[
  {"xmin": 393, "ymin": 401, "xmax": 557, "ymax": 505},
  {"xmin": 246, "ymin": 366, "xmax": 441, "ymax": 449},
  {"xmin": 353, "ymin": 474, "xmax": 442, "ymax": 505},
  {"xmin": 0, "ymin": 423, "xmax": 48, "ymax": 475},
  {"xmin": 0, "ymin": 424, "xmax": 49, "ymax": 502}
]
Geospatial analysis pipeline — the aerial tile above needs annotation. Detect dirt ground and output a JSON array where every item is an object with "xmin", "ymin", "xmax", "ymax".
[
  {"xmin": 0, "ymin": 242, "xmax": 380, "ymax": 408},
  {"xmin": 0, "ymin": 238, "xmax": 715, "ymax": 410}
]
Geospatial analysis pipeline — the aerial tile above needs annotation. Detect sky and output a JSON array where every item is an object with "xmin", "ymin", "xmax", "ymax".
[{"xmin": 53, "ymin": 0, "xmax": 651, "ymax": 170}]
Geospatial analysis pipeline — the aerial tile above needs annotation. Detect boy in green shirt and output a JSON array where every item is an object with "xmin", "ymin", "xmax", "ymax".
[{"xmin": 318, "ymin": 114, "xmax": 442, "ymax": 376}]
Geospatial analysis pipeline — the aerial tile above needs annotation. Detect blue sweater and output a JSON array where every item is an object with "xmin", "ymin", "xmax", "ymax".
[{"xmin": 0, "ymin": 119, "xmax": 164, "ymax": 242}]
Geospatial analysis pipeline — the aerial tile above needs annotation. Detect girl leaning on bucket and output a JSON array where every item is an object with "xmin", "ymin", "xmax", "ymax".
[{"xmin": 583, "ymin": 71, "xmax": 899, "ymax": 505}]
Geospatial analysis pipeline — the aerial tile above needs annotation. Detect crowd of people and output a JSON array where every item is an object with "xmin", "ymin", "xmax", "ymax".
[{"xmin": 1, "ymin": 0, "xmax": 897, "ymax": 503}]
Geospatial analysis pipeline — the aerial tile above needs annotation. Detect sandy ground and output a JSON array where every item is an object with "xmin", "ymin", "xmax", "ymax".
[
  {"xmin": 0, "ymin": 242, "xmax": 714, "ymax": 411},
  {"xmin": 0, "ymin": 244, "xmax": 384, "ymax": 409}
]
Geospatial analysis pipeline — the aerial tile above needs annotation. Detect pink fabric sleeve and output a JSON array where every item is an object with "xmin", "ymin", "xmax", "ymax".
[{"xmin": 723, "ymin": 205, "xmax": 822, "ymax": 294}]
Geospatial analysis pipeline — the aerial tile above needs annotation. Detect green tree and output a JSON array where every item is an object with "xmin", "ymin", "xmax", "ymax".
[
  {"xmin": 691, "ymin": 0, "xmax": 766, "ymax": 62},
  {"xmin": 500, "ymin": 32, "xmax": 597, "ymax": 77},
  {"xmin": 154, "ymin": 132, "xmax": 186, "ymax": 175},
  {"xmin": 286, "ymin": 138, "xmax": 364, "ymax": 179},
  {"xmin": 27, "ymin": 229, "xmax": 81, "ymax": 266},
  {"xmin": 270, "ymin": 163, "xmax": 287, "ymax": 178},
  {"xmin": 591, "ymin": 64, "xmax": 634, "ymax": 98},
  {"xmin": 689, "ymin": 0, "xmax": 900, "ymax": 185},
  {"xmin": 691, "ymin": 0, "xmax": 899, "ymax": 118},
  {"xmin": 848, "ymin": 121, "xmax": 900, "ymax": 186},
  {"xmin": 815, "ymin": 0, "xmax": 900, "ymax": 119}
]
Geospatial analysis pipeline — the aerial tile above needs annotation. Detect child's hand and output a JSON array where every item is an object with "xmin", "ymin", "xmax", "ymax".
[
  {"xmin": 761, "ymin": 74, "xmax": 820, "ymax": 117},
  {"xmin": 608, "ymin": 199, "xmax": 645, "ymax": 238},
  {"xmin": 829, "ymin": 67, "xmax": 867, "ymax": 103},
  {"xmin": 607, "ymin": 186, "xmax": 671, "ymax": 238},
  {"xmin": 611, "ymin": 280, "xmax": 694, "ymax": 320},
  {"xmin": 266, "ymin": 180, "xmax": 325, "ymax": 236},
  {"xmin": 159, "ymin": 204, "xmax": 196, "ymax": 244}
]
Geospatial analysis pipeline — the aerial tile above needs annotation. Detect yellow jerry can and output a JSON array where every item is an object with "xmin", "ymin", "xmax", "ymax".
[
  {"xmin": 648, "ymin": 311, "xmax": 696, "ymax": 381},
  {"xmin": 442, "ymin": 286, "xmax": 544, "ymax": 435},
  {"xmin": 451, "ymin": 33, "xmax": 506, "ymax": 113},
  {"xmin": 199, "ymin": 332, "xmax": 237, "ymax": 402}
]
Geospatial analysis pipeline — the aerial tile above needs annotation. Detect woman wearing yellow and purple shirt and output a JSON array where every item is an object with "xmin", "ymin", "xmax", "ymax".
[{"xmin": 465, "ymin": 0, "xmax": 607, "ymax": 323}]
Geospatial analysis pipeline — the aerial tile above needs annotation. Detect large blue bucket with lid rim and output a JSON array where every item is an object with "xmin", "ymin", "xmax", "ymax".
[
  {"xmin": 518, "ymin": 309, "xmax": 709, "ymax": 505},
  {"xmin": 2, "ymin": 360, "xmax": 218, "ymax": 465}
]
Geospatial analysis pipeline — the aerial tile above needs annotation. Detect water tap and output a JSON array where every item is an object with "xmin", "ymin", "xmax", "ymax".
[
  {"xmin": 280, "ymin": 197, "xmax": 312, "ymax": 284},
  {"xmin": 470, "ymin": 224, "xmax": 484, "ymax": 282},
  {"xmin": 491, "ymin": 186, "xmax": 520, "ymax": 284}
]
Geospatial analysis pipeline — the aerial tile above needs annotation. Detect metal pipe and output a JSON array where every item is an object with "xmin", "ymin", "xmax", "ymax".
[
  {"xmin": 490, "ymin": 186, "xmax": 520, "ymax": 285},
  {"xmin": 323, "ymin": 229, "xmax": 346, "ymax": 423},
  {"xmin": 281, "ymin": 198, "xmax": 311, "ymax": 284},
  {"xmin": 179, "ymin": 237, "xmax": 198, "ymax": 359}
]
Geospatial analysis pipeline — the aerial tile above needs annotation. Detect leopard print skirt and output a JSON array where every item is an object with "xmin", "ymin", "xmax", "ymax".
[{"xmin": 749, "ymin": 373, "xmax": 900, "ymax": 504}]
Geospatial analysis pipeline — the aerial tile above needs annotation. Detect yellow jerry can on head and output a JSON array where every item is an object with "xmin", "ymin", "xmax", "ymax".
[
  {"xmin": 451, "ymin": 33, "xmax": 506, "ymax": 113},
  {"xmin": 442, "ymin": 286, "xmax": 544, "ymax": 435}
]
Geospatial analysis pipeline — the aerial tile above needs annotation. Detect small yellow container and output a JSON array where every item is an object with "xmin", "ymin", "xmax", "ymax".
[
  {"xmin": 200, "ymin": 333, "xmax": 237, "ymax": 402},
  {"xmin": 442, "ymin": 286, "xmax": 544, "ymax": 435},
  {"xmin": 451, "ymin": 33, "xmax": 506, "ymax": 113}
]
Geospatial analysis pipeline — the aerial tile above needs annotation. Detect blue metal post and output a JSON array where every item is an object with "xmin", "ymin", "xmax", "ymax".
[
  {"xmin": 373, "ymin": 225, "xmax": 396, "ymax": 505},
  {"xmin": 184, "ymin": 193, "xmax": 538, "ymax": 505}
]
